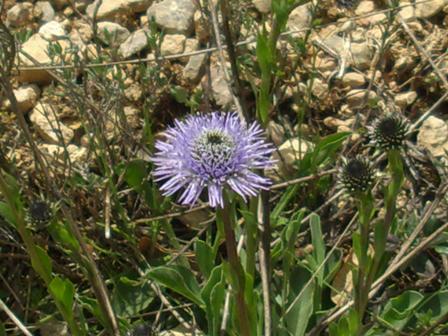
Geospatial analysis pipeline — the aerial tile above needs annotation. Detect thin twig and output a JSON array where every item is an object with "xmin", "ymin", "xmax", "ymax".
[{"xmin": 0, "ymin": 298, "xmax": 33, "ymax": 336}]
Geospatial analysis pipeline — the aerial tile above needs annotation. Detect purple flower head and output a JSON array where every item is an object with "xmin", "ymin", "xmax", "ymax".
[{"xmin": 152, "ymin": 112, "xmax": 274, "ymax": 208}]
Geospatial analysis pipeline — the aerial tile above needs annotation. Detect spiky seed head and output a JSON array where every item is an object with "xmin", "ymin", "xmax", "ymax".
[
  {"xmin": 29, "ymin": 200, "xmax": 52, "ymax": 226},
  {"xmin": 369, "ymin": 114, "xmax": 409, "ymax": 150},
  {"xmin": 339, "ymin": 156, "xmax": 375, "ymax": 194}
]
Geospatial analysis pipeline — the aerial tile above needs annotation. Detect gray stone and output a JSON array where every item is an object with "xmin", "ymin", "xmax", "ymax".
[
  {"xmin": 7, "ymin": 2, "xmax": 34, "ymax": 27},
  {"xmin": 118, "ymin": 29, "xmax": 149, "ymax": 58},
  {"xmin": 183, "ymin": 54, "xmax": 206, "ymax": 83},
  {"xmin": 147, "ymin": 0, "xmax": 196, "ymax": 35},
  {"xmin": 97, "ymin": 22, "xmax": 130, "ymax": 45},
  {"xmin": 400, "ymin": 0, "xmax": 447, "ymax": 19},
  {"xmin": 30, "ymin": 102, "xmax": 74, "ymax": 144},
  {"xmin": 35, "ymin": 1, "xmax": 55, "ymax": 22},
  {"xmin": 417, "ymin": 116, "xmax": 448, "ymax": 157},
  {"xmin": 87, "ymin": 0, "xmax": 152, "ymax": 19}
]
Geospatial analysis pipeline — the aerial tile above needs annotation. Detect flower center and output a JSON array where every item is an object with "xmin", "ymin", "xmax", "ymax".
[
  {"xmin": 192, "ymin": 129, "xmax": 235, "ymax": 167},
  {"xmin": 378, "ymin": 118, "xmax": 399, "ymax": 137},
  {"xmin": 346, "ymin": 160, "xmax": 367, "ymax": 180}
]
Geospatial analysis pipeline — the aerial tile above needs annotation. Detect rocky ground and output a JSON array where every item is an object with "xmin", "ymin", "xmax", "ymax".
[{"xmin": 1, "ymin": 0, "xmax": 448, "ymax": 334}]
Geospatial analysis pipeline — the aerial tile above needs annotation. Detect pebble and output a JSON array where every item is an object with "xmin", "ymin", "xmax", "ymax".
[
  {"xmin": 30, "ymin": 102, "xmax": 74, "ymax": 144},
  {"xmin": 147, "ymin": 0, "xmax": 197, "ymax": 35},
  {"xmin": 118, "ymin": 29, "xmax": 150, "ymax": 58},
  {"xmin": 417, "ymin": 116, "xmax": 448, "ymax": 158}
]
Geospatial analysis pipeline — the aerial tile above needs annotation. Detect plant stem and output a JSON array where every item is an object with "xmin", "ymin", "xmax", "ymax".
[{"xmin": 217, "ymin": 199, "xmax": 251, "ymax": 336}]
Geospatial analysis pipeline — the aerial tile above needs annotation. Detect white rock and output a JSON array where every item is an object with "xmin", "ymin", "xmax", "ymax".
[
  {"xmin": 40, "ymin": 144, "xmax": 88, "ymax": 163},
  {"xmin": 309, "ymin": 78, "xmax": 329, "ymax": 99},
  {"xmin": 355, "ymin": 1, "xmax": 386, "ymax": 24},
  {"xmin": 400, "ymin": 0, "xmax": 447, "ymax": 19},
  {"xmin": 346, "ymin": 89, "xmax": 377, "ymax": 107},
  {"xmin": 147, "ymin": 0, "xmax": 197, "ymax": 35},
  {"xmin": 97, "ymin": 22, "xmax": 130, "ymax": 45},
  {"xmin": 6, "ymin": 85, "xmax": 41, "ymax": 113},
  {"xmin": 268, "ymin": 138, "xmax": 312, "ymax": 179},
  {"xmin": 342, "ymin": 72, "xmax": 366, "ymax": 88},
  {"xmin": 38, "ymin": 21, "xmax": 66, "ymax": 40},
  {"xmin": 183, "ymin": 54, "xmax": 206, "ymax": 83},
  {"xmin": 7, "ymin": 2, "xmax": 34, "ymax": 27},
  {"xmin": 86, "ymin": 0, "xmax": 152, "ymax": 19},
  {"xmin": 118, "ymin": 29, "xmax": 149, "ymax": 58},
  {"xmin": 417, "ymin": 116, "xmax": 448, "ymax": 157},
  {"xmin": 209, "ymin": 64, "xmax": 233, "ymax": 108},
  {"xmin": 160, "ymin": 34, "xmax": 186, "ymax": 56},
  {"xmin": 18, "ymin": 34, "xmax": 70, "ymax": 83},
  {"xmin": 253, "ymin": 0, "xmax": 271, "ymax": 13},
  {"xmin": 395, "ymin": 91, "xmax": 417, "ymax": 108},
  {"xmin": 30, "ymin": 102, "xmax": 74, "ymax": 144},
  {"xmin": 287, "ymin": 4, "xmax": 312, "ymax": 33},
  {"xmin": 35, "ymin": 1, "xmax": 55, "ymax": 22}
]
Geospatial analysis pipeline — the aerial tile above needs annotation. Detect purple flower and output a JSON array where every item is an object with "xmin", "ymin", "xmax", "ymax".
[{"xmin": 152, "ymin": 112, "xmax": 274, "ymax": 208}]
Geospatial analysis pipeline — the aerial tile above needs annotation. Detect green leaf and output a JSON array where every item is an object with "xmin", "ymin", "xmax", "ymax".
[
  {"xmin": 170, "ymin": 85, "xmax": 189, "ymax": 104},
  {"xmin": 0, "ymin": 322, "xmax": 5, "ymax": 336},
  {"xmin": 48, "ymin": 221, "xmax": 80, "ymax": 252},
  {"xmin": 124, "ymin": 160, "xmax": 148, "ymax": 190},
  {"xmin": 112, "ymin": 276, "xmax": 154, "ymax": 317},
  {"xmin": 195, "ymin": 240, "xmax": 214, "ymax": 279},
  {"xmin": 380, "ymin": 290, "xmax": 424, "ymax": 331},
  {"xmin": 49, "ymin": 276, "xmax": 75, "ymax": 320},
  {"xmin": 285, "ymin": 267, "xmax": 315, "ymax": 336},
  {"xmin": 147, "ymin": 265, "xmax": 204, "ymax": 307},
  {"xmin": 201, "ymin": 265, "xmax": 225, "ymax": 336},
  {"xmin": 311, "ymin": 132, "xmax": 351, "ymax": 169},
  {"xmin": 33, "ymin": 246, "xmax": 52, "ymax": 280},
  {"xmin": 0, "ymin": 201, "xmax": 16, "ymax": 227}
]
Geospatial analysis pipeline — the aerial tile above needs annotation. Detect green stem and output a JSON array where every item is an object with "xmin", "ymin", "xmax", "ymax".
[
  {"xmin": 245, "ymin": 198, "xmax": 258, "ymax": 279},
  {"xmin": 217, "ymin": 198, "xmax": 251, "ymax": 336}
]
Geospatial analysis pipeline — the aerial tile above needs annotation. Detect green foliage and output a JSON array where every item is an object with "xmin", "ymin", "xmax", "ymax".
[
  {"xmin": 147, "ymin": 265, "xmax": 204, "ymax": 307},
  {"xmin": 112, "ymin": 276, "xmax": 154, "ymax": 317}
]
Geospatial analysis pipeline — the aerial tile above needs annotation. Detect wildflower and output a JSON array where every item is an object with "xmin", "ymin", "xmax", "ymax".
[
  {"xmin": 368, "ymin": 114, "xmax": 409, "ymax": 151},
  {"xmin": 152, "ymin": 112, "xmax": 274, "ymax": 207},
  {"xmin": 339, "ymin": 156, "xmax": 375, "ymax": 194}
]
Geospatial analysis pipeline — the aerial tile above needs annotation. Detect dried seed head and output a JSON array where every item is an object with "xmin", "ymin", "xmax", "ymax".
[
  {"xmin": 339, "ymin": 156, "xmax": 375, "ymax": 194},
  {"xmin": 29, "ymin": 200, "xmax": 52, "ymax": 226},
  {"xmin": 369, "ymin": 114, "xmax": 409, "ymax": 150}
]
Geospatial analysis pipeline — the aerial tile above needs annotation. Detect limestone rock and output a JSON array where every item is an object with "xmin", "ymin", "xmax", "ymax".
[
  {"xmin": 287, "ymin": 4, "xmax": 312, "ymax": 33},
  {"xmin": 194, "ymin": 10, "xmax": 209, "ymax": 43},
  {"xmin": 118, "ymin": 29, "xmax": 149, "ymax": 58},
  {"xmin": 40, "ymin": 144, "xmax": 88, "ymax": 164},
  {"xmin": 346, "ymin": 89, "xmax": 377, "ymax": 107},
  {"xmin": 417, "ymin": 116, "xmax": 448, "ymax": 158},
  {"xmin": 183, "ymin": 54, "xmax": 206, "ymax": 83},
  {"xmin": 97, "ymin": 22, "xmax": 130, "ymax": 45},
  {"xmin": 209, "ymin": 65, "xmax": 233, "ymax": 108},
  {"xmin": 87, "ymin": 0, "xmax": 152, "ymax": 19},
  {"xmin": 147, "ymin": 0, "xmax": 196, "ymax": 35},
  {"xmin": 160, "ymin": 34, "xmax": 186, "ymax": 56},
  {"xmin": 400, "ymin": 0, "xmax": 447, "ymax": 19},
  {"xmin": 7, "ymin": 2, "xmax": 34, "ymax": 27},
  {"xmin": 267, "ymin": 121, "xmax": 285, "ymax": 146},
  {"xmin": 30, "ymin": 102, "xmax": 73, "ymax": 144},
  {"xmin": 395, "ymin": 91, "xmax": 417, "ymax": 108},
  {"xmin": 18, "ymin": 34, "xmax": 70, "ymax": 83},
  {"xmin": 38, "ymin": 21, "xmax": 66, "ymax": 40},
  {"xmin": 267, "ymin": 138, "xmax": 312, "ymax": 179},
  {"xmin": 253, "ymin": 0, "xmax": 271, "ymax": 13},
  {"xmin": 35, "ymin": 1, "xmax": 55, "ymax": 22},
  {"xmin": 342, "ymin": 72, "xmax": 366, "ymax": 88},
  {"xmin": 6, "ymin": 85, "xmax": 41, "ymax": 114}
]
